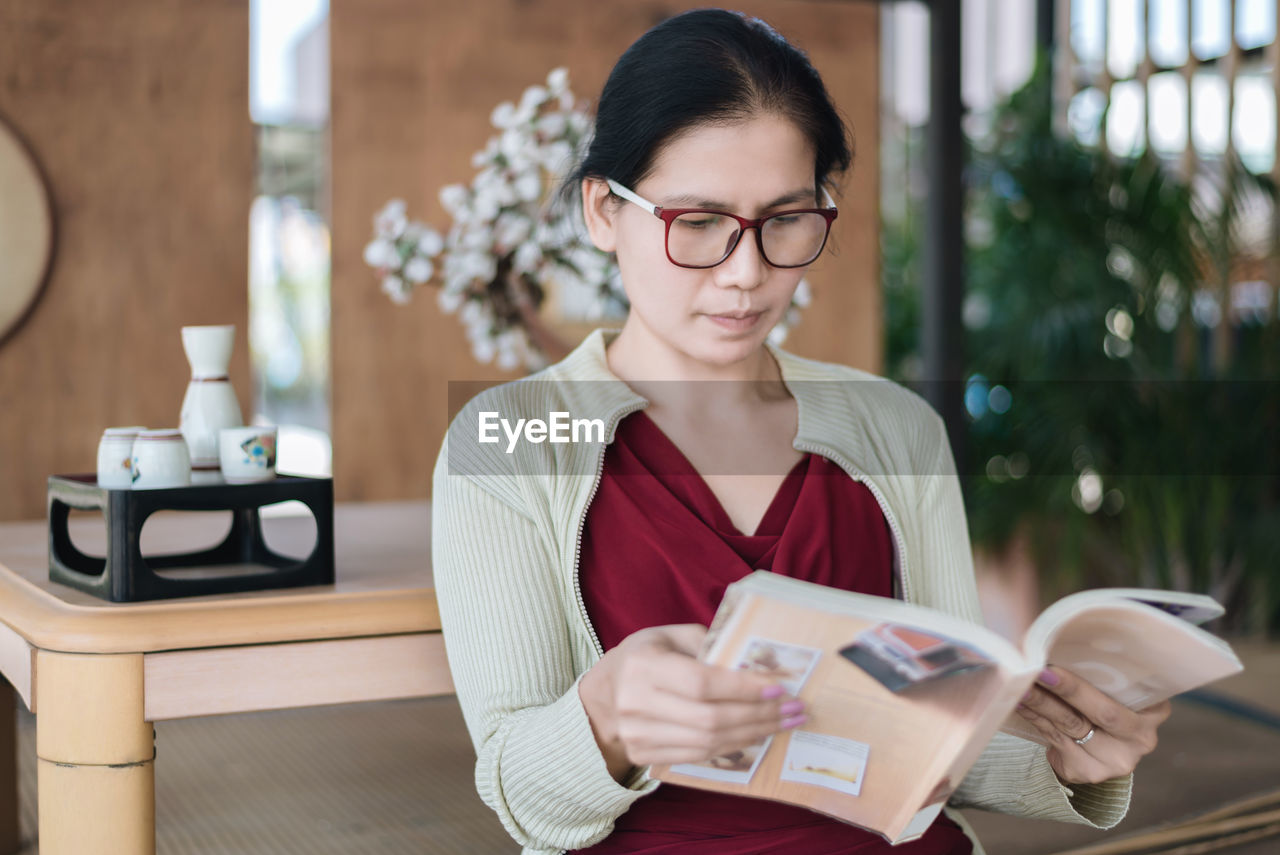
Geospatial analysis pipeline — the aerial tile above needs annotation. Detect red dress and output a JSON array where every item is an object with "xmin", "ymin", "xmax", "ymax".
[{"xmin": 574, "ymin": 411, "xmax": 974, "ymax": 855}]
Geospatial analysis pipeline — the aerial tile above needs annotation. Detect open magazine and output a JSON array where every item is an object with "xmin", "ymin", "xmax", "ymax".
[{"xmin": 649, "ymin": 571, "xmax": 1243, "ymax": 844}]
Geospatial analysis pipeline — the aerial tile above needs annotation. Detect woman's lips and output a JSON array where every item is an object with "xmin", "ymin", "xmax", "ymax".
[{"xmin": 704, "ymin": 311, "xmax": 764, "ymax": 332}]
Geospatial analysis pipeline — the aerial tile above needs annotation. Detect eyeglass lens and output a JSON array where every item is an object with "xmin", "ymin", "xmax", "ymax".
[{"xmin": 667, "ymin": 212, "xmax": 830, "ymax": 267}]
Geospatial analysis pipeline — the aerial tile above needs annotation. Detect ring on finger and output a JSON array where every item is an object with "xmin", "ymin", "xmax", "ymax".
[{"xmin": 1073, "ymin": 726, "xmax": 1096, "ymax": 746}]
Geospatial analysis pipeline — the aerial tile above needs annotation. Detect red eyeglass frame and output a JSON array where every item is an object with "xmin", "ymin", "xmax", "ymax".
[{"xmin": 605, "ymin": 178, "xmax": 839, "ymax": 270}]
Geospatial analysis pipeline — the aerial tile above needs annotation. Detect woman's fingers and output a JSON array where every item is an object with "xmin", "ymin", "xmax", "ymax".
[
  {"xmin": 602, "ymin": 624, "xmax": 807, "ymax": 767},
  {"xmin": 616, "ymin": 706, "xmax": 802, "ymax": 765},
  {"xmin": 622, "ymin": 635, "xmax": 786, "ymax": 703},
  {"xmin": 1019, "ymin": 680, "xmax": 1098, "ymax": 742},
  {"xmin": 1034, "ymin": 667, "xmax": 1147, "ymax": 742},
  {"xmin": 1015, "ymin": 665, "xmax": 1171, "ymax": 785}
]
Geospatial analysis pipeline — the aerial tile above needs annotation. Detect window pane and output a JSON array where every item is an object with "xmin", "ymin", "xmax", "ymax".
[
  {"xmin": 1071, "ymin": 0, "xmax": 1106, "ymax": 70},
  {"xmin": 250, "ymin": 0, "xmax": 330, "ymax": 126},
  {"xmin": 1149, "ymin": 71, "xmax": 1188, "ymax": 155},
  {"xmin": 1149, "ymin": 0, "xmax": 1188, "ymax": 66},
  {"xmin": 1108, "ymin": 81, "xmax": 1147, "ymax": 156},
  {"xmin": 1069, "ymin": 86, "xmax": 1107, "ymax": 147},
  {"xmin": 1234, "ymin": 73, "xmax": 1276, "ymax": 173},
  {"xmin": 1192, "ymin": 70, "xmax": 1229, "ymax": 156},
  {"xmin": 1191, "ymin": 0, "xmax": 1230, "ymax": 61},
  {"xmin": 1108, "ymin": 0, "xmax": 1144, "ymax": 80},
  {"xmin": 1237, "ymin": 0, "xmax": 1276, "ymax": 51}
]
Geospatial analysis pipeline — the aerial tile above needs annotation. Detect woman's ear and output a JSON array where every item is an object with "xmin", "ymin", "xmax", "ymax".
[{"xmin": 581, "ymin": 177, "xmax": 618, "ymax": 253}]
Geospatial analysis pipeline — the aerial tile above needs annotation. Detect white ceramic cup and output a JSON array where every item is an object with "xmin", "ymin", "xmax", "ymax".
[
  {"xmin": 219, "ymin": 426, "xmax": 278, "ymax": 483},
  {"xmin": 131, "ymin": 429, "xmax": 192, "ymax": 490},
  {"xmin": 97, "ymin": 426, "xmax": 146, "ymax": 489}
]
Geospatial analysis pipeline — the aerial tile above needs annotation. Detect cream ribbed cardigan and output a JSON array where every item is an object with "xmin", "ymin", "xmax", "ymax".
[{"xmin": 431, "ymin": 329, "xmax": 1131, "ymax": 855}]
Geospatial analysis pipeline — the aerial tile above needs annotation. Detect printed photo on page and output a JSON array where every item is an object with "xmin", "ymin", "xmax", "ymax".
[
  {"xmin": 670, "ymin": 735, "xmax": 773, "ymax": 785},
  {"xmin": 731, "ymin": 636, "xmax": 823, "ymax": 696},
  {"xmin": 838, "ymin": 623, "xmax": 992, "ymax": 693},
  {"xmin": 779, "ymin": 731, "xmax": 871, "ymax": 797}
]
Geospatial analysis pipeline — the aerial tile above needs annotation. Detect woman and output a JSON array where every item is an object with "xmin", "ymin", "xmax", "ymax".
[{"xmin": 432, "ymin": 10, "xmax": 1169, "ymax": 855}]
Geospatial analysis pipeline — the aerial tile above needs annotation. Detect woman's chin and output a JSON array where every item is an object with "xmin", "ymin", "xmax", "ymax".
[{"xmin": 684, "ymin": 324, "xmax": 776, "ymax": 367}]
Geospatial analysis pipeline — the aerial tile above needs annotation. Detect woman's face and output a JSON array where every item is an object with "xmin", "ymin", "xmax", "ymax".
[{"xmin": 584, "ymin": 113, "xmax": 821, "ymax": 369}]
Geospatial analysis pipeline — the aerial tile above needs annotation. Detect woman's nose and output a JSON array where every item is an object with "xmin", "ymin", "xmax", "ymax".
[{"xmin": 713, "ymin": 228, "xmax": 768, "ymax": 290}]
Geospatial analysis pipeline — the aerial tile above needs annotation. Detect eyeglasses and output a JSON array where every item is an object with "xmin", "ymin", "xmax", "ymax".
[{"xmin": 606, "ymin": 178, "xmax": 838, "ymax": 269}]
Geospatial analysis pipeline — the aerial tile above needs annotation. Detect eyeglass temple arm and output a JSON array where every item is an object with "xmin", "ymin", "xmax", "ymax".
[
  {"xmin": 605, "ymin": 179, "xmax": 657, "ymax": 214},
  {"xmin": 607, "ymin": 177, "xmax": 837, "ymax": 214}
]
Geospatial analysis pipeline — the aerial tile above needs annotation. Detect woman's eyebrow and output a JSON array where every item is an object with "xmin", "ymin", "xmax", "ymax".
[{"xmin": 658, "ymin": 189, "xmax": 818, "ymax": 210}]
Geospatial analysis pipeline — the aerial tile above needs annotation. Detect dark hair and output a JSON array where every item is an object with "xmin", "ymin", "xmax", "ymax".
[{"xmin": 569, "ymin": 9, "xmax": 853, "ymax": 198}]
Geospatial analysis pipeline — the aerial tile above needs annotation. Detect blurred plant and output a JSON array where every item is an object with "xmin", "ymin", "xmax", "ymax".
[
  {"xmin": 885, "ymin": 57, "xmax": 1280, "ymax": 633},
  {"xmin": 365, "ymin": 68, "xmax": 812, "ymax": 373}
]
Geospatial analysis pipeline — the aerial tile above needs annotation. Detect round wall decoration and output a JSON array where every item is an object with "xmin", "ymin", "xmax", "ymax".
[{"xmin": 0, "ymin": 114, "xmax": 55, "ymax": 348}]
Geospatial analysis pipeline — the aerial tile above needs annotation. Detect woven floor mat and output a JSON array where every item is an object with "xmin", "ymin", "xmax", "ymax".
[{"xmin": 13, "ymin": 697, "xmax": 518, "ymax": 854}]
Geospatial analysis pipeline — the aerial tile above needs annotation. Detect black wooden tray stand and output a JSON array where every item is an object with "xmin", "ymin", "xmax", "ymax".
[{"xmin": 47, "ymin": 474, "xmax": 335, "ymax": 602}]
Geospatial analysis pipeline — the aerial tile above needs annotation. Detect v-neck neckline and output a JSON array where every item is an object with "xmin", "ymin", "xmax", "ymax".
[{"xmin": 630, "ymin": 410, "xmax": 808, "ymax": 538}]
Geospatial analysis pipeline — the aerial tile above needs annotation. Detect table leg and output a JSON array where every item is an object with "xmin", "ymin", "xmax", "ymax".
[
  {"xmin": 35, "ymin": 651, "xmax": 154, "ymax": 855},
  {"xmin": 0, "ymin": 680, "xmax": 17, "ymax": 855}
]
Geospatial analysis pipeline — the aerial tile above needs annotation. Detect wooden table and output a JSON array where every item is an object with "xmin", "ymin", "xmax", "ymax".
[{"xmin": 0, "ymin": 502, "xmax": 450, "ymax": 855}]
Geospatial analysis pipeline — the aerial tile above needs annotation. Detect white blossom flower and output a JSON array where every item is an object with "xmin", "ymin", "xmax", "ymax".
[
  {"xmin": 381, "ymin": 275, "xmax": 412, "ymax": 305},
  {"xmin": 491, "ymin": 101, "xmax": 517, "ymax": 129},
  {"xmin": 512, "ymin": 241, "xmax": 543, "ymax": 274},
  {"xmin": 792, "ymin": 278, "xmax": 812, "ymax": 308},
  {"xmin": 546, "ymin": 67, "xmax": 569, "ymax": 95},
  {"xmin": 494, "ymin": 213, "xmax": 532, "ymax": 251},
  {"xmin": 514, "ymin": 170, "xmax": 542, "ymax": 202},
  {"xmin": 439, "ymin": 184, "xmax": 470, "ymax": 217},
  {"xmin": 536, "ymin": 112, "xmax": 567, "ymax": 139},
  {"xmin": 471, "ymin": 337, "xmax": 496, "ymax": 364},
  {"xmin": 496, "ymin": 343, "xmax": 521, "ymax": 372},
  {"xmin": 374, "ymin": 199, "xmax": 407, "ymax": 239},
  {"xmin": 403, "ymin": 256, "xmax": 434, "ymax": 284},
  {"xmin": 540, "ymin": 140, "xmax": 573, "ymax": 172},
  {"xmin": 437, "ymin": 289, "xmax": 463, "ymax": 314},
  {"xmin": 459, "ymin": 300, "xmax": 484, "ymax": 327},
  {"xmin": 416, "ymin": 228, "xmax": 444, "ymax": 257},
  {"xmin": 461, "ymin": 226, "xmax": 495, "ymax": 252},
  {"xmin": 518, "ymin": 85, "xmax": 548, "ymax": 118},
  {"xmin": 363, "ymin": 238, "xmax": 398, "ymax": 268}
]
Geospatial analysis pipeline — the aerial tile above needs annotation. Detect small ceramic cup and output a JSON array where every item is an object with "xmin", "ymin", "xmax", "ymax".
[
  {"xmin": 219, "ymin": 425, "xmax": 278, "ymax": 483},
  {"xmin": 96, "ymin": 426, "xmax": 146, "ymax": 489},
  {"xmin": 131, "ymin": 429, "xmax": 192, "ymax": 490}
]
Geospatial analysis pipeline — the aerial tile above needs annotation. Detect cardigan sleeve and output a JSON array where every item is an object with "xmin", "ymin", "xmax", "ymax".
[
  {"xmin": 431, "ymin": 438, "xmax": 658, "ymax": 852},
  {"xmin": 909, "ymin": 409, "xmax": 1133, "ymax": 828}
]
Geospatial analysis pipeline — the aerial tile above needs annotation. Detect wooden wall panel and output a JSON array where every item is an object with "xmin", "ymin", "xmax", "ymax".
[
  {"xmin": 331, "ymin": 0, "xmax": 879, "ymax": 503},
  {"xmin": 0, "ymin": 0, "xmax": 253, "ymax": 521}
]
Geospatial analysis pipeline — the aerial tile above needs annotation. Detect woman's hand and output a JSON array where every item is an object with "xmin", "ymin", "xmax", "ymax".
[
  {"xmin": 1015, "ymin": 665, "xmax": 1171, "ymax": 785},
  {"xmin": 578, "ymin": 624, "xmax": 805, "ymax": 782}
]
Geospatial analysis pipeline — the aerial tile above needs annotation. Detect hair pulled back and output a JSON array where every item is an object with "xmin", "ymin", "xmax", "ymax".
[{"xmin": 571, "ymin": 9, "xmax": 853, "ymax": 197}]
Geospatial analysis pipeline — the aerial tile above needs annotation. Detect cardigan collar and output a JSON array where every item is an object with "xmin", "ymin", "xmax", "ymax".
[{"xmin": 551, "ymin": 328, "xmax": 866, "ymax": 468}]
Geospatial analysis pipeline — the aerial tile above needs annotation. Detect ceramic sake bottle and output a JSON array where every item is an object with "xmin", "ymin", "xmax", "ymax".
[{"xmin": 179, "ymin": 325, "xmax": 244, "ymax": 481}]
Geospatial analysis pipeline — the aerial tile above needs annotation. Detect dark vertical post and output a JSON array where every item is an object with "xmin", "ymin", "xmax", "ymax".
[
  {"xmin": 1036, "ymin": 0, "xmax": 1056, "ymax": 50},
  {"xmin": 923, "ymin": 0, "xmax": 967, "ymax": 476}
]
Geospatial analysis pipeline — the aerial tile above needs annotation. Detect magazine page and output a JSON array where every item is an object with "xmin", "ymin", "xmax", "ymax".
[
  {"xmin": 1002, "ymin": 599, "xmax": 1242, "ymax": 747},
  {"xmin": 1035, "ymin": 587, "xmax": 1225, "ymax": 628},
  {"xmin": 650, "ymin": 585, "xmax": 1017, "ymax": 843}
]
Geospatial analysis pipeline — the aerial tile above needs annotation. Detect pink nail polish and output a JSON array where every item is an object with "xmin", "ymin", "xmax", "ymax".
[
  {"xmin": 1022, "ymin": 690, "xmax": 1033, "ymax": 702},
  {"xmin": 761, "ymin": 685, "xmax": 785, "ymax": 699},
  {"xmin": 1038, "ymin": 668, "xmax": 1060, "ymax": 687},
  {"xmin": 780, "ymin": 700, "xmax": 804, "ymax": 716},
  {"xmin": 782, "ymin": 714, "xmax": 807, "ymax": 729}
]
